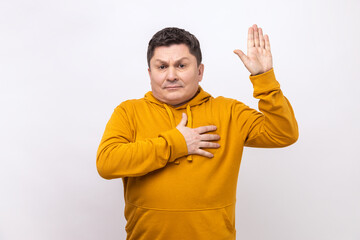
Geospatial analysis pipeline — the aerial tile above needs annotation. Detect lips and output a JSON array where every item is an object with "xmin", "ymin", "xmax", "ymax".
[{"xmin": 165, "ymin": 86, "xmax": 182, "ymax": 89}]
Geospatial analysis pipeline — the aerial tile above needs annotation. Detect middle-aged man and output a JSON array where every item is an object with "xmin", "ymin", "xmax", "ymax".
[{"xmin": 96, "ymin": 24, "xmax": 298, "ymax": 240}]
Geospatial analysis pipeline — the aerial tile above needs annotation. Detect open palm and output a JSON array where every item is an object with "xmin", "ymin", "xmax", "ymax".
[{"xmin": 234, "ymin": 24, "xmax": 273, "ymax": 76}]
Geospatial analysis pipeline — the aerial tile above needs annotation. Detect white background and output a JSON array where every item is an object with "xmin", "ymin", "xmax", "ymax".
[{"xmin": 1, "ymin": 0, "xmax": 359, "ymax": 239}]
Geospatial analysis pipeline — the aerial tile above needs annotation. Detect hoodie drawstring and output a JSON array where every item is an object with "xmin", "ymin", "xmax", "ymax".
[
  {"xmin": 163, "ymin": 104, "xmax": 193, "ymax": 164},
  {"xmin": 186, "ymin": 105, "xmax": 193, "ymax": 162},
  {"xmin": 164, "ymin": 105, "xmax": 175, "ymax": 129}
]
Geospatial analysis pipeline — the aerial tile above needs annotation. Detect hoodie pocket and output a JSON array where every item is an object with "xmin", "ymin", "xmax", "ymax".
[
  {"xmin": 198, "ymin": 205, "xmax": 236, "ymax": 235},
  {"xmin": 124, "ymin": 204, "xmax": 236, "ymax": 239},
  {"xmin": 124, "ymin": 204, "xmax": 142, "ymax": 233},
  {"xmin": 221, "ymin": 205, "xmax": 236, "ymax": 234}
]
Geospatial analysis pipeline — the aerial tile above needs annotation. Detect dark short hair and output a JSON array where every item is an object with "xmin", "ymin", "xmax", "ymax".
[{"xmin": 147, "ymin": 27, "xmax": 202, "ymax": 68}]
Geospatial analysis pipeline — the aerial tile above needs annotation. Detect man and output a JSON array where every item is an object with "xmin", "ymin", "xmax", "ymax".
[{"xmin": 96, "ymin": 24, "xmax": 298, "ymax": 240}]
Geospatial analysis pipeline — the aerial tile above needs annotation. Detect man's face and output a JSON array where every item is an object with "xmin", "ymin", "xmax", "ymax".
[{"xmin": 148, "ymin": 44, "xmax": 204, "ymax": 107}]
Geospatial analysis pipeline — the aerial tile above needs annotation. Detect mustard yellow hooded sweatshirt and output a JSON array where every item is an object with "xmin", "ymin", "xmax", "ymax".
[{"xmin": 96, "ymin": 68, "xmax": 298, "ymax": 240}]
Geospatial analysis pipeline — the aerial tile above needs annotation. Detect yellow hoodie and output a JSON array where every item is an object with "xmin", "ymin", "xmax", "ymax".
[{"xmin": 96, "ymin": 68, "xmax": 298, "ymax": 240}]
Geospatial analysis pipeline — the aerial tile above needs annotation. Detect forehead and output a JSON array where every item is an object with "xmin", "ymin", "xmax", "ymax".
[{"xmin": 152, "ymin": 44, "xmax": 195, "ymax": 61}]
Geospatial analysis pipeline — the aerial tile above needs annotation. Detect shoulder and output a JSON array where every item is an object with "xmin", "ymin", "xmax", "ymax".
[
  {"xmin": 211, "ymin": 96, "xmax": 247, "ymax": 108},
  {"xmin": 114, "ymin": 98, "xmax": 147, "ymax": 113},
  {"xmin": 207, "ymin": 96, "xmax": 254, "ymax": 118},
  {"xmin": 117, "ymin": 96, "xmax": 148, "ymax": 108}
]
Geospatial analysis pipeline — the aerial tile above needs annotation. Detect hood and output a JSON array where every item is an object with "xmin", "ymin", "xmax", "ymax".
[{"xmin": 143, "ymin": 86, "xmax": 212, "ymax": 164}]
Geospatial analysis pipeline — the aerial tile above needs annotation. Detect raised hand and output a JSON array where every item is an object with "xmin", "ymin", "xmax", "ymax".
[
  {"xmin": 176, "ymin": 113, "xmax": 220, "ymax": 158},
  {"xmin": 233, "ymin": 24, "xmax": 273, "ymax": 76}
]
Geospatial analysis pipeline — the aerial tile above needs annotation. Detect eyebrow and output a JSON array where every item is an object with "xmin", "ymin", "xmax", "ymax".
[{"xmin": 154, "ymin": 57, "xmax": 190, "ymax": 64}]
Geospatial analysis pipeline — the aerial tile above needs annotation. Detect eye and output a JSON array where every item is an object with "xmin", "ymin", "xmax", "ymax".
[
  {"xmin": 159, "ymin": 65, "xmax": 166, "ymax": 69},
  {"xmin": 179, "ymin": 64, "xmax": 185, "ymax": 68}
]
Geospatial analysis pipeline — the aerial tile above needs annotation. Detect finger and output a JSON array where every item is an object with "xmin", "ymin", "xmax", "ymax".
[
  {"xmin": 199, "ymin": 141, "xmax": 220, "ymax": 149},
  {"xmin": 264, "ymin": 34, "xmax": 271, "ymax": 51},
  {"xmin": 195, "ymin": 149, "xmax": 214, "ymax": 158},
  {"xmin": 233, "ymin": 50, "xmax": 249, "ymax": 65},
  {"xmin": 259, "ymin": 27, "xmax": 265, "ymax": 49},
  {"xmin": 200, "ymin": 134, "xmax": 220, "ymax": 141},
  {"xmin": 253, "ymin": 24, "xmax": 259, "ymax": 47},
  {"xmin": 194, "ymin": 125, "xmax": 217, "ymax": 134},
  {"xmin": 248, "ymin": 27, "xmax": 254, "ymax": 48},
  {"xmin": 178, "ymin": 113, "xmax": 188, "ymax": 127}
]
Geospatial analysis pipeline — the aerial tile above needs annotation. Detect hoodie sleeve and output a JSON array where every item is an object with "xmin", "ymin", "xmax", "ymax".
[
  {"xmin": 96, "ymin": 103, "xmax": 188, "ymax": 179},
  {"xmin": 234, "ymin": 68, "xmax": 299, "ymax": 147}
]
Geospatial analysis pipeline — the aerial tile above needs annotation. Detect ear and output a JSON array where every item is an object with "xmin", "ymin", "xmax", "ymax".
[
  {"xmin": 148, "ymin": 67, "xmax": 151, "ymax": 76},
  {"xmin": 197, "ymin": 64, "xmax": 204, "ymax": 82}
]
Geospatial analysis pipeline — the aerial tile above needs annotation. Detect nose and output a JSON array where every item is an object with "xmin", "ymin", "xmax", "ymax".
[{"xmin": 166, "ymin": 66, "xmax": 177, "ymax": 81}]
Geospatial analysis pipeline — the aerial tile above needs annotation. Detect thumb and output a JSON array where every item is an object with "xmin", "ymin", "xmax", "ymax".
[
  {"xmin": 177, "ymin": 113, "xmax": 188, "ymax": 127},
  {"xmin": 233, "ymin": 49, "xmax": 248, "ymax": 64}
]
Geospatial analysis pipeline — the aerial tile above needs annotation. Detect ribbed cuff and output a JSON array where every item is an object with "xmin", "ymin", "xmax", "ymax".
[
  {"xmin": 249, "ymin": 68, "xmax": 280, "ymax": 94},
  {"xmin": 158, "ymin": 128, "xmax": 188, "ymax": 163}
]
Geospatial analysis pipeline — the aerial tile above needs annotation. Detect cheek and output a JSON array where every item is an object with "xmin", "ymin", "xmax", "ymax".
[
  {"xmin": 181, "ymin": 71, "xmax": 200, "ymax": 85},
  {"xmin": 150, "ymin": 74, "xmax": 165, "ymax": 87}
]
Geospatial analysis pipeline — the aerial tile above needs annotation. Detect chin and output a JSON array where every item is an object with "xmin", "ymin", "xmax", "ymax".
[
  {"xmin": 155, "ymin": 88, "xmax": 196, "ymax": 106},
  {"xmin": 161, "ymin": 95, "xmax": 186, "ymax": 105},
  {"xmin": 164, "ymin": 98, "xmax": 184, "ymax": 106}
]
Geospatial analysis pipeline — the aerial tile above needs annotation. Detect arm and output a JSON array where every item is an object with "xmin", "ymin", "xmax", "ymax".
[
  {"xmin": 233, "ymin": 24, "xmax": 298, "ymax": 147},
  {"xmin": 234, "ymin": 68, "xmax": 298, "ymax": 147},
  {"xmin": 96, "ymin": 103, "xmax": 188, "ymax": 179}
]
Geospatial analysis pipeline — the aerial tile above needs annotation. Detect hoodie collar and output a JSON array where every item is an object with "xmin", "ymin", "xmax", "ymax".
[{"xmin": 144, "ymin": 86, "xmax": 211, "ymax": 109}]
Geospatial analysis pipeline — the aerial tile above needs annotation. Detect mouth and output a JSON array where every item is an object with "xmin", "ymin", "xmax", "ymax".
[{"xmin": 164, "ymin": 86, "xmax": 182, "ymax": 89}]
